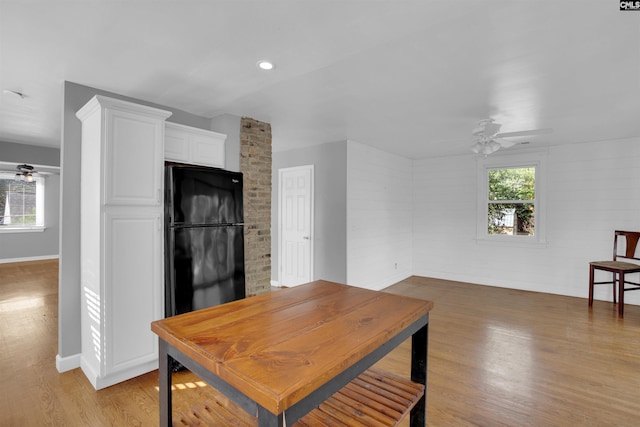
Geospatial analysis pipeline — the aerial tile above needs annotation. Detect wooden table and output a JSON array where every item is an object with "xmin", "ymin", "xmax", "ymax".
[{"xmin": 151, "ymin": 280, "xmax": 433, "ymax": 426}]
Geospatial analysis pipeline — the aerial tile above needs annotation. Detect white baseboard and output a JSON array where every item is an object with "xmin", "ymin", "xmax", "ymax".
[
  {"xmin": 271, "ymin": 280, "xmax": 281, "ymax": 287},
  {"xmin": 81, "ymin": 356, "xmax": 158, "ymax": 390},
  {"xmin": 0, "ymin": 255, "xmax": 59, "ymax": 264},
  {"xmin": 56, "ymin": 353, "xmax": 81, "ymax": 373}
]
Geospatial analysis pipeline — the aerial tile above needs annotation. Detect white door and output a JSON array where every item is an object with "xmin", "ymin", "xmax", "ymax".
[{"xmin": 279, "ymin": 165, "xmax": 313, "ymax": 287}]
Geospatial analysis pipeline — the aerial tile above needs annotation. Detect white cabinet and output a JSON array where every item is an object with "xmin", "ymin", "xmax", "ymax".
[
  {"xmin": 76, "ymin": 95, "xmax": 171, "ymax": 390},
  {"xmin": 165, "ymin": 122, "xmax": 226, "ymax": 168}
]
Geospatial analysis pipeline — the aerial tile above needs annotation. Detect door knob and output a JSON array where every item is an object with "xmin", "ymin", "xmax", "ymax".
[{"xmin": 303, "ymin": 236, "xmax": 310, "ymax": 240}]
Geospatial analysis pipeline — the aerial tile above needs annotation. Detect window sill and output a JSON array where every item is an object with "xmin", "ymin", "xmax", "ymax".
[
  {"xmin": 475, "ymin": 236, "xmax": 548, "ymax": 248},
  {"xmin": 0, "ymin": 226, "xmax": 46, "ymax": 234}
]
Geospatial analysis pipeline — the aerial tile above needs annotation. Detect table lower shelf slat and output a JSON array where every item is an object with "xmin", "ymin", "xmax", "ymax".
[
  {"xmin": 295, "ymin": 368, "xmax": 424, "ymax": 427},
  {"xmin": 173, "ymin": 367, "xmax": 424, "ymax": 427}
]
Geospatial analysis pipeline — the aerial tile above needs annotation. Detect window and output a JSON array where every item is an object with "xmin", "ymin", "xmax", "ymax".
[
  {"xmin": 0, "ymin": 172, "xmax": 45, "ymax": 232},
  {"xmin": 477, "ymin": 152, "xmax": 546, "ymax": 244},
  {"xmin": 488, "ymin": 167, "xmax": 535, "ymax": 236}
]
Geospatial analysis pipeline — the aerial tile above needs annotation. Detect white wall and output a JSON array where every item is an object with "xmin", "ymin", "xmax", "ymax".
[
  {"xmin": 272, "ymin": 140, "xmax": 411, "ymax": 291},
  {"xmin": 413, "ymin": 137, "xmax": 640, "ymax": 304},
  {"xmin": 346, "ymin": 141, "xmax": 413, "ymax": 290}
]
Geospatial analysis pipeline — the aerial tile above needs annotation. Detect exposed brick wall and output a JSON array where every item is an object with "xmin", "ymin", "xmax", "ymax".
[{"xmin": 240, "ymin": 117, "xmax": 272, "ymax": 296}]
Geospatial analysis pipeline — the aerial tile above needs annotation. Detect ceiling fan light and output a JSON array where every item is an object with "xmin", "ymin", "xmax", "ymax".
[
  {"xmin": 470, "ymin": 142, "xmax": 481, "ymax": 154},
  {"xmin": 470, "ymin": 140, "xmax": 502, "ymax": 155},
  {"xmin": 14, "ymin": 163, "xmax": 37, "ymax": 181}
]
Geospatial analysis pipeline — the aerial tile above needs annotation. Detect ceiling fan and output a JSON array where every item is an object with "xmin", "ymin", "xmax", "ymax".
[
  {"xmin": 14, "ymin": 164, "xmax": 39, "ymax": 182},
  {"xmin": 470, "ymin": 119, "xmax": 553, "ymax": 155},
  {"xmin": 0, "ymin": 163, "xmax": 58, "ymax": 181}
]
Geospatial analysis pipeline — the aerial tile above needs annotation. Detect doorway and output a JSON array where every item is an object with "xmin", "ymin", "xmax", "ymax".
[{"xmin": 278, "ymin": 165, "xmax": 314, "ymax": 287}]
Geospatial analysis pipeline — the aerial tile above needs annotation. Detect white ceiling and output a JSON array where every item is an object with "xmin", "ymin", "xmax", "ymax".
[{"xmin": 1, "ymin": 0, "xmax": 638, "ymax": 159}]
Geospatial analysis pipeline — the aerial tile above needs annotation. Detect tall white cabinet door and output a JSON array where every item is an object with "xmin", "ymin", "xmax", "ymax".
[
  {"xmin": 76, "ymin": 95, "xmax": 171, "ymax": 390},
  {"xmin": 104, "ymin": 109, "xmax": 165, "ymax": 205},
  {"xmin": 104, "ymin": 212, "xmax": 162, "ymax": 373}
]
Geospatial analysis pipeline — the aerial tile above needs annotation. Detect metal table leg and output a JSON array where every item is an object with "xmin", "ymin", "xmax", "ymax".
[
  {"xmin": 159, "ymin": 340, "xmax": 172, "ymax": 427},
  {"xmin": 410, "ymin": 320, "xmax": 429, "ymax": 426}
]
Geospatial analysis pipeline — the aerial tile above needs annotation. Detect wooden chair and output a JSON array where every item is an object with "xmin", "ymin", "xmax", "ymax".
[{"xmin": 589, "ymin": 230, "xmax": 640, "ymax": 316}]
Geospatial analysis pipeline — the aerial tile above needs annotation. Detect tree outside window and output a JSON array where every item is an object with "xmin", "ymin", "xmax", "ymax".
[{"xmin": 487, "ymin": 167, "xmax": 535, "ymax": 236}]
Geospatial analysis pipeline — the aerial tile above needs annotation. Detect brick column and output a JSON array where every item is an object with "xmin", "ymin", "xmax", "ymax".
[{"xmin": 240, "ymin": 117, "xmax": 272, "ymax": 296}]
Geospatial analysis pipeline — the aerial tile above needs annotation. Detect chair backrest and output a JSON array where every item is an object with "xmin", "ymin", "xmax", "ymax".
[{"xmin": 614, "ymin": 230, "xmax": 640, "ymax": 262}]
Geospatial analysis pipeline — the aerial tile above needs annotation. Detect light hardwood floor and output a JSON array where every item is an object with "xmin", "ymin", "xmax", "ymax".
[{"xmin": 1, "ymin": 260, "xmax": 639, "ymax": 426}]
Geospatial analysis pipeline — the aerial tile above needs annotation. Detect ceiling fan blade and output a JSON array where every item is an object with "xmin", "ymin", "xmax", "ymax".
[
  {"xmin": 496, "ymin": 128, "xmax": 553, "ymax": 138},
  {"xmin": 493, "ymin": 138, "xmax": 518, "ymax": 148}
]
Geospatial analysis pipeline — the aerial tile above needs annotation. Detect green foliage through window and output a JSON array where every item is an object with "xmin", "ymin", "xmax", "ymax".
[{"xmin": 487, "ymin": 167, "xmax": 535, "ymax": 236}]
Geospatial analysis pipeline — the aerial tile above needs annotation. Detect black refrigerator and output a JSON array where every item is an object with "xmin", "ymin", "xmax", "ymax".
[{"xmin": 165, "ymin": 164, "xmax": 246, "ymax": 318}]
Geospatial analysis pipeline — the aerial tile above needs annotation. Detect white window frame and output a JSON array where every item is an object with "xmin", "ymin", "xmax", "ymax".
[
  {"xmin": 476, "ymin": 150, "xmax": 547, "ymax": 245},
  {"xmin": 0, "ymin": 172, "xmax": 46, "ymax": 233}
]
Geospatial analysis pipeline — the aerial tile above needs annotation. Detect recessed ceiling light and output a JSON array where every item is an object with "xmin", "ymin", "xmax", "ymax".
[{"xmin": 256, "ymin": 60, "xmax": 275, "ymax": 70}]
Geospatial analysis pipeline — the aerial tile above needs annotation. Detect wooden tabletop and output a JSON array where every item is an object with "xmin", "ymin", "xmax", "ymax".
[{"xmin": 151, "ymin": 280, "xmax": 434, "ymax": 415}]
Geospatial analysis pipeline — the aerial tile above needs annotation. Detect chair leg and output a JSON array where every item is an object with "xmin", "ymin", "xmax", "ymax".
[
  {"xmin": 618, "ymin": 272, "xmax": 625, "ymax": 317},
  {"xmin": 612, "ymin": 273, "xmax": 617, "ymax": 304},
  {"xmin": 589, "ymin": 265, "xmax": 595, "ymax": 307}
]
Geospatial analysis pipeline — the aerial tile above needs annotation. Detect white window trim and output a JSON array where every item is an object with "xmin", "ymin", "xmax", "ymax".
[
  {"xmin": 0, "ymin": 226, "xmax": 46, "ymax": 234},
  {"xmin": 476, "ymin": 150, "xmax": 547, "ymax": 246}
]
